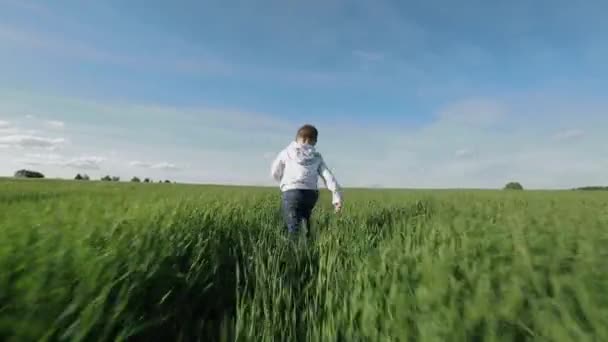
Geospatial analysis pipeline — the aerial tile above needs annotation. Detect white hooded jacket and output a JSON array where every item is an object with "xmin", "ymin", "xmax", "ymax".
[{"xmin": 271, "ymin": 141, "xmax": 343, "ymax": 205}]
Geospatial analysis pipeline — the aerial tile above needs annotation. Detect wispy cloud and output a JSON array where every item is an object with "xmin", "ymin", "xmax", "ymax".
[
  {"xmin": 0, "ymin": 134, "xmax": 65, "ymax": 149},
  {"xmin": 129, "ymin": 161, "xmax": 152, "ymax": 168},
  {"xmin": 0, "ymin": 116, "xmax": 66, "ymax": 149},
  {"xmin": 151, "ymin": 162, "xmax": 180, "ymax": 170},
  {"xmin": 63, "ymin": 156, "xmax": 105, "ymax": 169},
  {"xmin": 554, "ymin": 129, "xmax": 585, "ymax": 141},
  {"xmin": 46, "ymin": 120, "xmax": 65, "ymax": 129},
  {"xmin": 16, "ymin": 153, "xmax": 105, "ymax": 170},
  {"xmin": 130, "ymin": 160, "xmax": 180, "ymax": 171},
  {"xmin": 454, "ymin": 148, "xmax": 474, "ymax": 159},
  {"xmin": 2, "ymin": 89, "xmax": 606, "ymax": 189},
  {"xmin": 15, "ymin": 153, "xmax": 62, "ymax": 165}
]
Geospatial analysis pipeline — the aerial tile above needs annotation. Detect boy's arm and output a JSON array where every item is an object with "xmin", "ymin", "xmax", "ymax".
[
  {"xmin": 270, "ymin": 150, "xmax": 285, "ymax": 182},
  {"xmin": 318, "ymin": 157, "xmax": 343, "ymax": 206}
]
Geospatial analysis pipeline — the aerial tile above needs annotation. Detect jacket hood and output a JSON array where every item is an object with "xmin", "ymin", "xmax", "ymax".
[{"xmin": 286, "ymin": 141, "xmax": 319, "ymax": 165}]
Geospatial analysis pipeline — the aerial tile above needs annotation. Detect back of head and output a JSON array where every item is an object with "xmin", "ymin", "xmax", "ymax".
[{"xmin": 296, "ymin": 124, "xmax": 318, "ymax": 145}]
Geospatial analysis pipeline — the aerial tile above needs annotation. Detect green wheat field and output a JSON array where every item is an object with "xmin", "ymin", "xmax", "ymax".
[{"xmin": 1, "ymin": 179, "xmax": 607, "ymax": 341}]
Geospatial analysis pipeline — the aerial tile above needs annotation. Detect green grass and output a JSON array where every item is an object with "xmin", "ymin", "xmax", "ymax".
[{"xmin": 1, "ymin": 179, "xmax": 607, "ymax": 341}]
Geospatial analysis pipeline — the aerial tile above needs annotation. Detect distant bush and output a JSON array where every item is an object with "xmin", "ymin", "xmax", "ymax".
[
  {"xmin": 75, "ymin": 174, "xmax": 91, "ymax": 181},
  {"xmin": 101, "ymin": 175, "xmax": 112, "ymax": 182},
  {"xmin": 131, "ymin": 177, "xmax": 141, "ymax": 183},
  {"xmin": 575, "ymin": 186, "xmax": 608, "ymax": 191},
  {"xmin": 14, "ymin": 169, "xmax": 45, "ymax": 179},
  {"xmin": 112, "ymin": 176, "xmax": 120, "ymax": 182},
  {"xmin": 504, "ymin": 182, "xmax": 524, "ymax": 190},
  {"xmin": 143, "ymin": 178, "xmax": 151, "ymax": 183},
  {"xmin": 164, "ymin": 180, "xmax": 171, "ymax": 184},
  {"xmin": 75, "ymin": 174, "xmax": 90, "ymax": 181}
]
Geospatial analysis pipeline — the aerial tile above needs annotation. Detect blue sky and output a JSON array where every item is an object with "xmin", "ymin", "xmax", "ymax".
[{"xmin": 1, "ymin": 0, "xmax": 607, "ymax": 188}]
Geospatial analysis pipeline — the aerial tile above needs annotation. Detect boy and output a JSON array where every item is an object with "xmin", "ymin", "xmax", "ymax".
[{"xmin": 271, "ymin": 124, "xmax": 343, "ymax": 236}]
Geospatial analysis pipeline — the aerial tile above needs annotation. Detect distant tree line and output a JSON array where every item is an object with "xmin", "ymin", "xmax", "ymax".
[
  {"xmin": 98, "ymin": 175, "xmax": 172, "ymax": 183},
  {"xmin": 574, "ymin": 186, "xmax": 608, "ymax": 191},
  {"xmin": 11, "ymin": 169, "xmax": 530, "ymax": 190},
  {"xmin": 503, "ymin": 183, "xmax": 608, "ymax": 191},
  {"xmin": 13, "ymin": 169, "xmax": 175, "ymax": 184}
]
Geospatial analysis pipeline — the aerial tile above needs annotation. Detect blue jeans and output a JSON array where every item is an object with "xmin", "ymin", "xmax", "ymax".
[{"xmin": 281, "ymin": 189, "xmax": 319, "ymax": 235}]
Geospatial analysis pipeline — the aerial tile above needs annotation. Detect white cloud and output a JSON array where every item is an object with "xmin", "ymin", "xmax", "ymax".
[
  {"xmin": 455, "ymin": 148, "xmax": 474, "ymax": 159},
  {"xmin": 1, "ymin": 90, "xmax": 606, "ymax": 189},
  {"xmin": 63, "ymin": 156, "xmax": 105, "ymax": 169},
  {"xmin": 130, "ymin": 160, "xmax": 180, "ymax": 171},
  {"xmin": 0, "ymin": 127, "xmax": 39, "ymax": 135},
  {"xmin": 17, "ymin": 153, "xmax": 62, "ymax": 165},
  {"xmin": 0, "ymin": 135, "xmax": 65, "ymax": 149},
  {"xmin": 46, "ymin": 120, "xmax": 65, "ymax": 129},
  {"xmin": 323, "ymin": 92, "xmax": 607, "ymax": 189},
  {"xmin": 0, "ymin": 118, "xmax": 45, "ymax": 139},
  {"xmin": 17, "ymin": 153, "xmax": 105, "ymax": 170},
  {"xmin": 151, "ymin": 162, "xmax": 179, "ymax": 170},
  {"xmin": 554, "ymin": 129, "xmax": 585, "ymax": 141},
  {"xmin": 129, "ymin": 161, "xmax": 151, "ymax": 168}
]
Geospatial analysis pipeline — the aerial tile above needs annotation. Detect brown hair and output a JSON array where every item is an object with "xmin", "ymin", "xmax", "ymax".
[{"xmin": 296, "ymin": 124, "xmax": 318, "ymax": 143}]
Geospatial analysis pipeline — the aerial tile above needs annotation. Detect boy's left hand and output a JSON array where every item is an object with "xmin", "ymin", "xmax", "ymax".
[{"xmin": 334, "ymin": 202, "xmax": 342, "ymax": 213}]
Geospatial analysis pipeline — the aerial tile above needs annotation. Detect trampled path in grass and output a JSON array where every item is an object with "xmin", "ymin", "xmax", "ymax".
[{"xmin": 1, "ymin": 179, "xmax": 607, "ymax": 341}]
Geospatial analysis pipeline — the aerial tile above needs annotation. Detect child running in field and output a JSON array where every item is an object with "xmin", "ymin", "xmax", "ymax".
[{"xmin": 271, "ymin": 124, "xmax": 343, "ymax": 236}]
